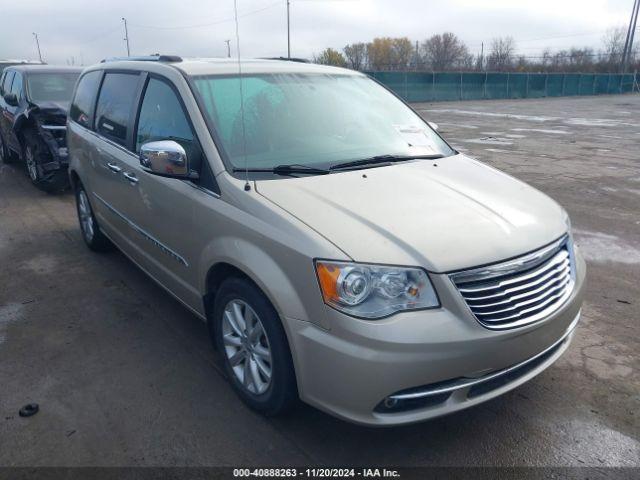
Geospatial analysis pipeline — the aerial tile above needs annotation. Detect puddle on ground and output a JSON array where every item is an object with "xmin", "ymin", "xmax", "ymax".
[
  {"xmin": 510, "ymin": 127, "xmax": 569, "ymax": 135},
  {"xmin": 19, "ymin": 254, "xmax": 58, "ymax": 275},
  {"xmin": 573, "ymin": 230, "xmax": 640, "ymax": 264}
]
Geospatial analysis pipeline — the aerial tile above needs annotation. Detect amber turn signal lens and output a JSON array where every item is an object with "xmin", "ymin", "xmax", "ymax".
[{"xmin": 316, "ymin": 262, "xmax": 340, "ymax": 302}]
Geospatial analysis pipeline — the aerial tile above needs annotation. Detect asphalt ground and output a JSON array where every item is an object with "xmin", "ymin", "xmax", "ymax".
[{"xmin": 0, "ymin": 94, "xmax": 638, "ymax": 471}]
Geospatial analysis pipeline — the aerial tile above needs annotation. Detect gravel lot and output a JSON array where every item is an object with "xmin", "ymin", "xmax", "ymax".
[{"xmin": 0, "ymin": 94, "xmax": 638, "ymax": 471}]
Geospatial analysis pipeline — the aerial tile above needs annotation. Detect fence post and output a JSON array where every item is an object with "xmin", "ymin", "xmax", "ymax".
[
  {"xmin": 606, "ymin": 74, "xmax": 611, "ymax": 95},
  {"xmin": 432, "ymin": 71, "xmax": 436, "ymax": 102},
  {"xmin": 544, "ymin": 73, "xmax": 549, "ymax": 97},
  {"xmin": 507, "ymin": 72, "xmax": 510, "ymax": 98},
  {"xmin": 525, "ymin": 73, "xmax": 530, "ymax": 98},
  {"xmin": 578, "ymin": 74, "xmax": 582, "ymax": 95},
  {"xmin": 562, "ymin": 74, "xmax": 567, "ymax": 96},
  {"xmin": 484, "ymin": 72, "xmax": 488, "ymax": 99},
  {"xmin": 460, "ymin": 72, "xmax": 463, "ymax": 100},
  {"xmin": 592, "ymin": 75, "xmax": 596, "ymax": 95},
  {"xmin": 404, "ymin": 72, "xmax": 408, "ymax": 101},
  {"xmin": 618, "ymin": 74, "xmax": 622, "ymax": 94}
]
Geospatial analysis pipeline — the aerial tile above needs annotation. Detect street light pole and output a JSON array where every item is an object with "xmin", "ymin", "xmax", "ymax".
[
  {"xmin": 32, "ymin": 33, "xmax": 43, "ymax": 63},
  {"xmin": 287, "ymin": 0, "xmax": 291, "ymax": 59},
  {"xmin": 122, "ymin": 17, "xmax": 131, "ymax": 57},
  {"xmin": 225, "ymin": 39, "xmax": 231, "ymax": 58}
]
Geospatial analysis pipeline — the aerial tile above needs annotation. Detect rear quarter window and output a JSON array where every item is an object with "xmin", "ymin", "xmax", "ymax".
[
  {"xmin": 94, "ymin": 72, "xmax": 140, "ymax": 146},
  {"xmin": 70, "ymin": 71, "xmax": 102, "ymax": 128}
]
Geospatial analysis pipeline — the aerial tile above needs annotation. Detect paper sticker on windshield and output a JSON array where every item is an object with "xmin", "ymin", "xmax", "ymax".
[{"xmin": 393, "ymin": 125, "xmax": 438, "ymax": 154}]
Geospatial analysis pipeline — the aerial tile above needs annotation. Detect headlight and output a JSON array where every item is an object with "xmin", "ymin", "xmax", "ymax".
[
  {"xmin": 562, "ymin": 209, "xmax": 572, "ymax": 235},
  {"xmin": 315, "ymin": 261, "xmax": 439, "ymax": 319}
]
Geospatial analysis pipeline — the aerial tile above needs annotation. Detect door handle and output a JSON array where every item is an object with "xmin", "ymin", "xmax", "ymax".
[
  {"xmin": 106, "ymin": 162, "xmax": 122, "ymax": 173},
  {"xmin": 123, "ymin": 172, "xmax": 139, "ymax": 184}
]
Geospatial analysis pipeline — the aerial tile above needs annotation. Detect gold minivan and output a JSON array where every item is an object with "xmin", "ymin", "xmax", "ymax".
[{"xmin": 67, "ymin": 56, "xmax": 585, "ymax": 426}]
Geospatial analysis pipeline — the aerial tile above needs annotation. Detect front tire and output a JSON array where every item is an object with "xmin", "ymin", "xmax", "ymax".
[
  {"xmin": 212, "ymin": 277, "xmax": 298, "ymax": 416},
  {"xmin": 22, "ymin": 130, "xmax": 68, "ymax": 193},
  {"xmin": 75, "ymin": 183, "xmax": 113, "ymax": 252}
]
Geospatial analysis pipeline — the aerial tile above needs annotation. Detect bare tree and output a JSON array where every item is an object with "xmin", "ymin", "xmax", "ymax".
[
  {"xmin": 343, "ymin": 42, "xmax": 368, "ymax": 70},
  {"xmin": 487, "ymin": 37, "xmax": 515, "ymax": 71},
  {"xmin": 420, "ymin": 32, "xmax": 470, "ymax": 70},
  {"xmin": 601, "ymin": 26, "xmax": 626, "ymax": 70}
]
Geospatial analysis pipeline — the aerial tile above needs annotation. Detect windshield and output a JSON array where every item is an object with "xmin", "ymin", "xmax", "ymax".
[
  {"xmin": 27, "ymin": 73, "xmax": 79, "ymax": 103},
  {"xmin": 193, "ymin": 73, "xmax": 455, "ymax": 173}
]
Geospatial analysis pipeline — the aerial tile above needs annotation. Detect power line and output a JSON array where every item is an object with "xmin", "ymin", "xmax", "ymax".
[{"xmin": 128, "ymin": 1, "xmax": 281, "ymax": 30}]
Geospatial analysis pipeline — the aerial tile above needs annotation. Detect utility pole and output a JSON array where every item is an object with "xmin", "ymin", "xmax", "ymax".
[
  {"xmin": 286, "ymin": 0, "xmax": 291, "ymax": 59},
  {"xmin": 622, "ymin": 0, "xmax": 639, "ymax": 72},
  {"xmin": 225, "ymin": 40, "xmax": 231, "ymax": 58},
  {"xmin": 32, "ymin": 32, "xmax": 43, "ymax": 63},
  {"xmin": 480, "ymin": 42, "xmax": 484, "ymax": 71},
  {"xmin": 122, "ymin": 17, "xmax": 131, "ymax": 57}
]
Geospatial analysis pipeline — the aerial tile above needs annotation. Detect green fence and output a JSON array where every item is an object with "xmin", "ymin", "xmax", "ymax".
[{"xmin": 366, "ymin": 71, "xmax": 637, "ymax": 102}]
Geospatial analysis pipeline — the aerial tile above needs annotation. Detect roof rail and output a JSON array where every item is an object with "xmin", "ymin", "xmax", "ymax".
[
  {"xmin": 262, "ymin": 56, "xmax": 309, "ymax": 63},
  {"xmin": 100, "ymin": 55, "xmax": 183, "ymax": 64}
]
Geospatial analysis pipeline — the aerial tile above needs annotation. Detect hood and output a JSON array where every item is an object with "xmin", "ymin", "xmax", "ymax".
[
  {"xmin": 29, "ymin": 100, "xmax": 70, "ymax": 115},
  {"xmin": 256, "ymin": 154, "xmax": 567, "ymax": 272}
]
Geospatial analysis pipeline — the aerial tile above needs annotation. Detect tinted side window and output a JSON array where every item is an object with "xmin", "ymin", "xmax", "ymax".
[
  {"xmin": 2, "ymin": 71, "xmax": 15, "ymax": 96},
  {"xmin": 95, "ymin": 72, "xmax": 139, "ymax": 146},
  {"xmin": 10, "ymin": 72, "xmax": 23, "ymax": 98},
  {"xmin": 70, "ymin": 71, "xmax": 102, "ymax": 128},
  {"xmin": 136, "ymin": 78, "xmax": 201, "ymax": 169}
]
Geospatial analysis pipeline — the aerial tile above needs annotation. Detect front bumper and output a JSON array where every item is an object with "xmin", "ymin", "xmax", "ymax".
[{"xmin": 286, "ymin": 249, "xmax": 586, "ymax": 426}]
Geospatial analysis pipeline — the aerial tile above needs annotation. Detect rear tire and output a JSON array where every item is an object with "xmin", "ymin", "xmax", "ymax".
[
  {"xmin": 22, "ymin": 130, "xmax": 68, "ymax": 193},
  {"xmin": 75, "ymin": 182, "xmax": 113, "ymax": 252},
  {"xmin": 212, "ymin": 277, "xmax": 298, "ymax": 416}
]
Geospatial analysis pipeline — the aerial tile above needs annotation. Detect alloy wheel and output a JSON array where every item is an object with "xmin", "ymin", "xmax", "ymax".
[
  {"xmin": 222, "ymin": 299, "xmax": 273, "ymax": 395},
  {"xmin": 78, "ymin": 190, "xmax": 95, "ymax": 242},
  {"xmin": 25, "ymin": 146, "xmax": 38, "ymax": 181}
]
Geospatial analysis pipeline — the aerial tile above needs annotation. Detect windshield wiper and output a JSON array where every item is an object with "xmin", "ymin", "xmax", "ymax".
[
  {"xmin": 232, "ymin": 164, "xmax": 330, "ymax": 176},
  {"xmin": 330, "ymin": 154, "xmax": 444, "ymax": 171}
]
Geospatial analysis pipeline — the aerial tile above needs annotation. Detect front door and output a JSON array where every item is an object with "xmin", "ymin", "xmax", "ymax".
[{"xmin": 114, "ymin": 75, "xmax": 206, "ymax": 311}]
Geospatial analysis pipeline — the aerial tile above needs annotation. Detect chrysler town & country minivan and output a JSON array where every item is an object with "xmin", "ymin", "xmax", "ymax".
[{"xmin": 67, "ymin": 56, "xmax": 585, "ymax": 426}]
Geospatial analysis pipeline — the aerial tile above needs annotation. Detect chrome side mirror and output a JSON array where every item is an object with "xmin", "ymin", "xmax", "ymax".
[
  {"xmin": 427, "ymin": 121, "xmax": 439, "ymax": 131},
  {"xmin": 139, "ymin": 140, "xmax": 188, "ymax": 177}
]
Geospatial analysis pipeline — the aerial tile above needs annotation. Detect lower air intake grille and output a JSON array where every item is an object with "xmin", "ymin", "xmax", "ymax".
[{"xmin": 451, "ymin": 236, "xmax": 575, "ymax": 330}]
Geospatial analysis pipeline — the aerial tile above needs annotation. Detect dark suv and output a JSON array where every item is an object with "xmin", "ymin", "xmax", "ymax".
[{"xmin": 0, "ymin": 65, "xmax": 81, "ymax": 192}]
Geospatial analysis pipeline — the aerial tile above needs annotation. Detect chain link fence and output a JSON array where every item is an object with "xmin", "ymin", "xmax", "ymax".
[{"xmin": 365, "ymin": 71, "xmax": 638, "ymax": 102}]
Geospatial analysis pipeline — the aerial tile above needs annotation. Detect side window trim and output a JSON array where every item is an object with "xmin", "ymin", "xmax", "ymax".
[
  {"xmin": 88, "ymin": 70, "xmax": 106, "ymax": 131},
  {"xmin": 128, "ymin": 71, "xmax": 148, "ymax": 152}
]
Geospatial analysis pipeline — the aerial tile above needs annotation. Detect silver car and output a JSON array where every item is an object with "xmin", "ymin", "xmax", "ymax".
[{"xmin": 67, "ymin": 56, "xmax": 586, "ymax": 426}]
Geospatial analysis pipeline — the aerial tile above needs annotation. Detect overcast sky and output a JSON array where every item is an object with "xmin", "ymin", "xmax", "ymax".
[{"xmin": 0, "ymin": 0, "xmax": 635, "ymax": 65}]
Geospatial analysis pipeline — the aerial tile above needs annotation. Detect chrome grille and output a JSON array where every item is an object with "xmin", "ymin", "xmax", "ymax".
[{"xmin": 451, "ymin": 236, "xmax": 575, "ymax": 330}]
